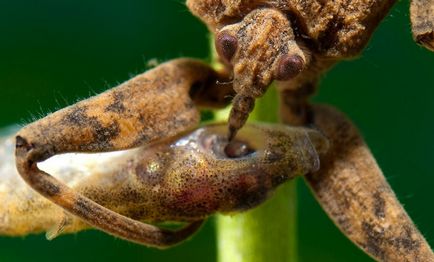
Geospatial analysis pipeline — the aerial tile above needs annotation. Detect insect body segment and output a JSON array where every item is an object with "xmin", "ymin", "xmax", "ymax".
[
  {"xmin": 6, "ymin": 1, "xmax": 434, "ymax": 259},
  {"xmin": 12, "ymin": 58, "xmax": 227, "ymax": 247},
  {"xmin": 214, "ymin": 8, "xmax": 307, "ymax": 140},
  {"xmin": 14, "ymin": 59, "xmax": 228, "ymax": 161},
  {"xmin": 13, "ymin": 58, "xmax": 327, "ymax": 247},
  {"xmin": 189, "ymin": 0, "xmax": 396, "ymax": 139},
  {"xmin": 188, "ymin": 0, "xmax": 434, "ymax": 260},
  {"xmin": 117, "ymin": 123, "xmax": 326, "ymax": 220},
  {"xmin": 308, "ymin": 105, "xmax": 434, "ymax": 262},
  {"xmin": 14, "ymin": 123, "xmax": 326, "ymax": 246},
  {"xmin": 189, "ymin": 0, "xmax": 397, "ymax": 57}
]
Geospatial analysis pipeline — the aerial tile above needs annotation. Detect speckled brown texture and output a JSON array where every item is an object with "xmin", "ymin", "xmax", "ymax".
[
  {"xmin": 15, "ymin": 58, "xmax": 233, "ymax": 163},
  {"xmin": 411, "ymin": 0, "xmax": 434, "ymax": 51},
  {"xmin": 77, "ymin": 124, "xmax": 325, "ymax": 220},
  {"xmin": 279, "ymin": 81, "xmax": 434, "ymax": 260},
  {"xmin": 188, "ymin": 0, "xmax": 397, "ymax": 137},
  {"xmin": 188, "ymin": 0, "xmax": 396, "ymax": 57},
  {"xmin": 12, "ymin": 57, "xmax": 326, "ymax": 247},
  {"xmin": 189, "ymin": 1, "xmax": 433, "ymax": 256},
  {"xmin": 12, "ymin": 58, "xmax": 230, "ymax": 247},
  {"xmin": 7, "ymin": 0, "xmax": 434, "ymax": 254},
  {"xmin": 12, "ymin": 123, "xmax": 325, "ymax": 247},
  {"xmin": 308, "ymin": 105, "xmax": 434, "ymax": 262}
]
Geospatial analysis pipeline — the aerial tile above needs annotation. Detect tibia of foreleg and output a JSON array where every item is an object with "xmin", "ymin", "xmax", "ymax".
[
  {"xmin": 307, "ymin": 105, "xmax": 434, "ymax": 262},
  {"xmin": 411, "ymin": 0, "xmax": 434, "ymax": 51}
]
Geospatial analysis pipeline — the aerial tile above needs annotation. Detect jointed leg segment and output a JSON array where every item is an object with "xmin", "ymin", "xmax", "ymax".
[
  {"xmin": 14, "ymin": 59, "xmax": 231, "ymax": 247},
  {"xmin": 7, "ymin": 0, "xmax": 434, "ymax": 257},
  {"xmin": 15, "ymin": 147, "xmax": 203, "ymax": 248},
  {"xmin": 411, "ymin": 0, "xmax": 434, "ymax": 51},
  {"xmin": 308, "ymin": 105, "xmax": 434, "ymax": 262}
]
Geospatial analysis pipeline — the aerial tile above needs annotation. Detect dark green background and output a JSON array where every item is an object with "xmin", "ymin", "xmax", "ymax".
[{"xmin": 0, "ymin": 1, "xmax": 433, "ymax": 261}]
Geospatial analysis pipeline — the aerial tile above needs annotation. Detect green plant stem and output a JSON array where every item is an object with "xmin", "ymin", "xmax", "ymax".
[{"xmin": 215, "ymin": 88, "xmax": 298, "ymax": 262}]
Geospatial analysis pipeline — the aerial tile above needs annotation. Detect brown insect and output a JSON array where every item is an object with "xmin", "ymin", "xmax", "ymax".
[
  {"xmin": 4, "ymin": 120, "xmax": 326, "ymax": 244},
  {"xmin": 9, "ymin": 59, "xmax": 327, "ymax": 246},
  {"xmin": 2, "ymin": 0, "xmax": 434, "ymax": 261},
  {"xmin": 189, "ymin": 0, "xmax": 434, "ymax": 136}
]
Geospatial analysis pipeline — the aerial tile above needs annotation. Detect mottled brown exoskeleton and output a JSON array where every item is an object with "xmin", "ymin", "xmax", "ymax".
[
  {"xmin": 188, "ymin": 0, "xmax": 434, "ymax": 137},
  {"xmin": 187, "ymin": 0, "xmax": 434, "ymax": 260},
  {"xmin": 7, "ymin": 0, "xmax": 434, "ymax": 261},
  {"xmin": 12, "ymin": 59, "xmax": 328, "ymax": 247}
]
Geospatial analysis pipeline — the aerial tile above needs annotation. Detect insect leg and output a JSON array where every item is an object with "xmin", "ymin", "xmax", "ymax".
[
  {"xmin": 306, "ymin": 105, "xmax": 434, "ymax": 261},
  {"xmin": 16, "ymin": 58, "xmax": 230, "ymax": 156},
  {"xmin": 14, "ymin": 58, "xmax": 229, "ymax": 247},
  {"xmin": 16, "ymin": 150, "xmax": 204, "ymax": 247},
  {"xmin": 279, "ymin": 82, "xmax": 316, "ymax": 126},
  {"xmin": 278, "ymin": 61, "xmax": 433, "ymax": 260},
  {"xmin": 278, "ymin": 57, "xmax": 335, "ymax": 126},
  {"xmin": 411, "ymin": 0, "xmax": 434, "ymax": 51}
]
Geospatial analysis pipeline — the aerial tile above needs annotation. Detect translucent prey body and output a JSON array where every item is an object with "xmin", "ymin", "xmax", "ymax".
[{"xmin": 11, "ymin": 122, "xmax": 326, "ymax": 247}]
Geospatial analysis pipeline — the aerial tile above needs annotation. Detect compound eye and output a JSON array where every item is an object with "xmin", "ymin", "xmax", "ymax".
[
  {"xmin": 215, "ymin": 31, "xmax": 238, "ymax": 63},
  {"xmin": 275, "ymin": 54, "xmax": 305, "ymax": 81}
]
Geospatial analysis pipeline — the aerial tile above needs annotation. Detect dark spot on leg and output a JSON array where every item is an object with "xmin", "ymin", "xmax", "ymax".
[
  {"xmin": 373, "ymin": 191, "xmax": 386, "ymax": 219},
  {"xmin": 91, "ymin": 121, "xmax": 121, "ymax": 149},
  {"xmin": 27, "ymin": 171, "xmax": 63, "ymax": 197},
  {"xmin": 105, "ymin": 91, "xmax": 126, "ymax": 114},
  {"xmin": 16, "ymin": 136, "xmax": 32, "ymax": 151},
  {"xmin": 362, "ymin": 221, "xmax": 386, "ymax": 260},
  {"xmin": 39, "ymin": 177, "xmax": 62, "ymax": 197},
  {"xmin": 15, "ymin": 135, "xmax": 54, "ymax": 162},
  {"xmin": 389, "ymin": 224, "xmax": 421, "ymax": 252},
  {"xmin": 63, "ymin": 106, "xmax": 121, "ymax": 150},
  {"xmin": 63, "ymin": 106, "xmax": 89, "ymax": 126},
  {"xmin": 74, "ymin": 197, "xmax": 93, "ymax": 217}
]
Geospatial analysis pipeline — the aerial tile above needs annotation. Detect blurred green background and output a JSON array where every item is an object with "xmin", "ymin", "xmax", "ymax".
[{"xmin": 0, "ymin": 1, "xmax": 433, "ymax": 261}]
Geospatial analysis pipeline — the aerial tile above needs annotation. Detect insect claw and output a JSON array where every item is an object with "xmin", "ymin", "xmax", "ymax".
[{"xmin": 46, "ymin": 213, "xmax": 72, "ymax": 241}]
